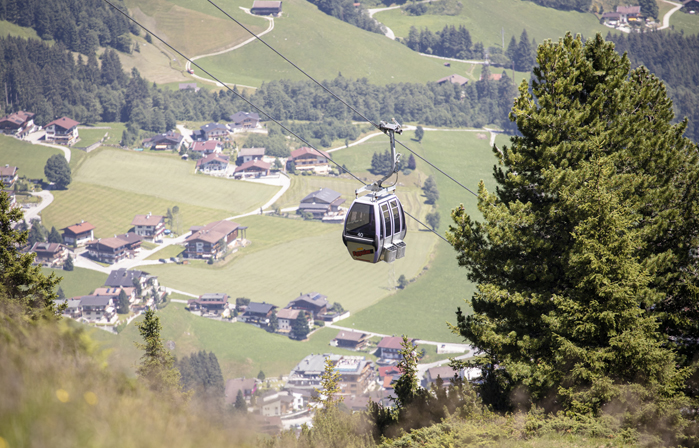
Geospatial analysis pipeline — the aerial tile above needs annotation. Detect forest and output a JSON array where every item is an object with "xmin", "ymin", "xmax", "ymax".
[
  {"xmin": 0, "ymin": 36, "xmax": 518, "ymax": 140},
  {"xmin": 307, "ymin": 0, "xmax": 384, "ymax": 34}
]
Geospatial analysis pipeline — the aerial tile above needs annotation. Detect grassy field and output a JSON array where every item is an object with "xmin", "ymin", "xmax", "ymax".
[
  {"xmin": 276, "ymin": 175, "xmax": 361, "ymax": 209},
  {"xmin": 374, "ymin": 0, "xmax": 610, "ymax": 48},
  {"xmin": 198, "ymin": 0, "xmax": 467, "ymax": 87},
  {"xmin": 76, "ymin": 123, "xmax": 128, "ymax": 148},
  {"xmin": 0, "ymin": 135, "xmax": 63, "ymax": 181},
  {"xmin": 0, "ymin": 20, "xmax": 41, "ymax": 40},
  {"xmin": 146, "ymin": 244, "xmax": 185, "ymax": 260},
  {"xmin": 73, "ymin": 148, "xmax": 277, "ymax": 214},
  {"xmin": 671, "ymin": 10, "xmax": 699, "ymax": 35},
  {"xmin": 334, "ymin": 130, "xmax": 500, "ymax": 342},
  {"xmin": 144, "ymin": 215, "xmax": 436, "ymax": 312},
  {"xmin": 41, "ymin": 182, "xmax": 233, "ymax": 238},
  {"xmin": 42, "ymin": 267, "xmax": 108, "ymax": 298},
  {"xmin": 89, "ymin": 302, "xmax": 379, "ymax": 379}
]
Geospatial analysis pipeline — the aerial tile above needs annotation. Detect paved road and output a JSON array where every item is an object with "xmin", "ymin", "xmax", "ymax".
[
  {"xmin": 23, "ymin": 190, "xmax": 54, "ymax": 223},
  {"xmin": 185, "ymin": 7, "xmax": 275, "ymax": 89},
  {"xmin": 24, "ymin": 131, "xmax": 71, "ymax": 163},
  {"xmin": 659, "ymin": 0, "xmax": 683, "ymax": 30},
  {"xmin": 326, "ymin": 323, "xmax": 472, "ymax": 351}
]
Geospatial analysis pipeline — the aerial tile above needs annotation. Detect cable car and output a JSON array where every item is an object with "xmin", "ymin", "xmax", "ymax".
[{"xmin": 342, "ymin": 120, "xmax": 407, "ymax": 263}]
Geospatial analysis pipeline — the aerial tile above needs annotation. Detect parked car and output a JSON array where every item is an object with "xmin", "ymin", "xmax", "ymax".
[{"xmin": 159, "ymin": 258, "xmax": 167, "ymax": 263}]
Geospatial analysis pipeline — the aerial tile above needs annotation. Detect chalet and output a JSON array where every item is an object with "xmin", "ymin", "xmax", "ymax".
[
  {"xmin": 142, "ymin": 131, "xmax": 185, "ymax": 151},
  {"xmin": 260, "ymin": 390, "xmax": 296, "ymax": 416},
  {"xmin": 424, "ymin": 366, "xmax": 459, "ymax": 386},
  {"xmin": 200, "ymin": 122, "xmax": 230, "ymax": 140},
  {"xmin": 241, "ymin": 301, "xmax": 277, "ymax": 326},
  {"xmin": 30, "ymin": 242, "xmax": 69, "ymax": 267},
  {"xmin": 225, "ymin": 378, "xmax": 258, "ymax": 405},
  {"xmin": 683, "ymin": 0, "xmax": 699, "ymax": 13},
  {"xmin": 334, "ymin": 356, "xmax": 374, "ymax": 395},
  {"xmin": 184, "ymin": 220, "xmax": 240, "ymax": 259},
  {"xmin": 191, "ymin": 140, "xmax": 223, "ymax": 155},
  {"xmin": 286, "ymin": 292, "xmax": 328, "ymax": 319},
  {"xmin": 617, "ymin": 5, "xmax": 641, "ymax": 22},
  {"xmin": 0, "ymin": 111, "xmax": 35, "ymax": 137},
  {"xmin": 131, "ymin": 213, "xmax": 165, "ymax": 241},
  {"xmin": 45, "ymin": 117, "xmax": 79, "ymax": 145},
  {"xmin": 61, "ymin": 221, "xmax": 95, "ymax": 246},
  {"xmin": 377, "ymin": 336, "xmax": 416, "ymax": 360},
  {"xmin": 1, "ymin": 164, "xmax": 18, "ymax": 188},
  {"xmin": 332, "ymin": 330, "xmax": 370, "ymax": 350},
  {"xmin": 93, "ymin": 286, "xmax": 136, "ymax": 305},
  {"xmin": 187, "ymin": 293, "xmax": 229, "ymax": 314},
  {"xmin": 288, "ymin": 147, "xmax": 330, "ymax": 174},
  {"xmin": 79, "ymin": 295, "xmax": 117, "ymax": 323},
  {"xmin": 601, "ymin": 11, "xmax": 622, "ymax": 22},
  {"xmin": 286, "ymin": 353, "xmax": 331, "ymax": 390},
  {"xmin": 196, "ymin": 154, "xmax": 229, "ymax": 173},
  {"xmin": 230, "ymin": 111, "xmax": 261, "ymax": 129},
  {"xmin": 233, "ymin": 159, "xmax": 270, "ymax": 179},
  {"xmin": 115, "ymin": 233, "xmax": 142, "ymax": 253},
  {"xmin": 276, "ymin": 308, "xmax": 298, "ymax": 333},
  {"xmin": 250, "ymin": 0, "xmax": 282, "ymax": 16},
  {"xmin": 105, "ymin": 268, "xmax": 158, "ymax": 294},
  {"xmin": 298, "ymin": 188, "xmax": 345, "ymax": 219},
  {"xmin": 237, "ymin": 147, "xmax": 265, "ymax": 164},
  {"xmin": 86, "ymin": 237, "xmax": 131, "ymax": 264},
  {"xmin": 437, "ymin": 74, "xmax": 468, "ymax": 86},
  {"xmin": 56, "ymin": 298, "xmax": 82, "ymax": 319}
]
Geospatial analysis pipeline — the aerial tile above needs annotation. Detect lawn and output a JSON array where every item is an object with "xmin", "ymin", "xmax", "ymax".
[
  {"xmin": 42, "ymin": 267, "xmax": 108, "ymax": 298},
  {"xmin": 76, "ymin": 123, "xmax": 127, "ymax": 148},
  {"xmin": 671, "ymin": 10, "xmax": 699, "ymax": 35},
  {"xmin": 142, "ymin": 215, "xmax": 436, "ymax": 312},
  {"xmin": 336, "ymin": 130, "xmax": 500, "ymax": 342},
  {"xmin": 73, "ymin": 148, "xmax": 277, "ymax": 215},
  {"xmin": 41, "ymin": 182, "xmax": 233, "ymax": 238},
  {"xmin": 146, "ymin": 244, "xmax": 185, "ymax": 260},
  {"xmin": 0, "ymin": 135, "xmax": 63, "ymax": 181},
  {"xmin": 373, "ymin": 0, "xmax": 610, "ymax": 48},
  {"xmin": 198, "ymin": 0, "xmax": 466, "ymax": 87},
  {"xmin": 89, "ymin": 302, "xmax": 379, "ymax": 379}
]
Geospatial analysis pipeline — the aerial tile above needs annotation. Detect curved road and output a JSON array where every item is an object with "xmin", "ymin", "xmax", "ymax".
[{"xmin": 659, "ymin": 0, "xmax": 683, "ymax": 30}]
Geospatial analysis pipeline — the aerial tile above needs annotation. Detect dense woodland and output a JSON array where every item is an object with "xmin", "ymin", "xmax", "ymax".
[
  {"xmin": 307, "ymin": 0, "xmax": 384, "ymax": 34},
  {"xmin": 609, "ymin": 31, "xmax": 699, "ymax": 142},
  {"xmin": 0, "ymin": 36, "xmax": 518, "ymax": 141},
  {"xmin": 0, "ymin": 0, "xmax": 136, "ymax": 54}
]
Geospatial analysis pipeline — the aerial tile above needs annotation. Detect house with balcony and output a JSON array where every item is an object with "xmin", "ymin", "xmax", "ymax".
[
  {"xmin": 298, "ymin": 188, "xmax": 345, "ymax": 219},
  {"xmin": 187, "ymin": 293, "xmax": 230, "ymax": 314},
  {"xmin": 233, "ymin": 159, "xmax": 270, "ymax": 179},
  {"xmin": 79, "ymin": 295, "xmax": 117, "ymax": 323},
  {"xmin": 237, "ymin": 147, "xmax": 266, "ymax": 164},
  {"xmin": 61, "ymin": 221, "xmax": 95, "ymax": 246},
  {"xmin": 191, "ymin": 140, "xmax": 223, "ymax": 155},
  {"xmin": 377, "ymin": 336, "xmax": 416, "ymax": 360},
  {"xmin": 142, "ymin": 131, "xmax": 185, "ymax": 151},
  {"xmin": 285, "ymin": 292, "xmax": 328, "ymax": 319},
  {"xmin": 332, "ymin": 330, "xmax": 370, "ymax": 350},
  {"xmin": 287, "ymin": 147, "xmax": 330, "ymax": 174},
  {"xmin": 196, "ymin": 153, "xmax": 229, "ymax": 173},
  {"xmin": 30, "ymin": 242, "xmax": 70, "ymax": 267},
  {"xmin": 184, "ymin": 220, "xmax": 241, "ymax": 259},
  {"xmin": 131, "ymin": 213, "xmax": 165, "ymax": 241},
  {"xmin": 230, "ymin": 111, "xmax": 261, "ymax": 129},
  {"xmin": 1, "ymin": 164, "xmax": 18, "ymax": 188},
  {"xmin": 0, "ymin": 111, "xmax": 35, "ymax": 137},
  {"xmin": 240, "ymin": 302, "xmax": 277, "ymax": 326},
  {"xmin": 45, "ymin": 117, "xmax": 79, "ymax": 145}
]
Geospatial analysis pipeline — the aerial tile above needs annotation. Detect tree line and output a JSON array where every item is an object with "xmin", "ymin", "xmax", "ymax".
[
  {"xmin": 0, "ymin": 36, "xmax": 519, "ymax": 139},
  {"xmin": 307, "ymin": 0, "xmax": 384, "ymax": 34},
  {"xmin": 0, "ymin": 0, "xmax": 137, "ymax": 55}
]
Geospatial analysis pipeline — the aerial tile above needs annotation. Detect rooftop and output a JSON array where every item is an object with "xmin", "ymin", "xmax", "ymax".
[
  {"xmin": 46, "ymin": 116, "xmax": 79, "ymax": 130},
  {"xmin": 131, "ymin": 213, "xmax": 164, "ymax": 226}
]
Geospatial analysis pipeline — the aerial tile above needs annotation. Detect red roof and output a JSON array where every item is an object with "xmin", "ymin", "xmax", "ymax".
[
  {"xmin": 46, "ymin": 116, "xmax": 79, "ymax": 131},
  {"xmin": 185, "ymin": 220, "xmax": 240, "ymax": 244},
  {"xmin": 196, "ymin": 153, "xmax": 229, "ymax": 168},
  {"xmin": 62, "ymin": 221, "xmax": 95, "ymax": 235},
  {"xmin": 192, "ymin": 140, "xmax": 221, "ymax": 152},
  {"xmin": 290, "ymin": 147, "xmax": 330, "ymax": 160},
  {"xmin": 131, "ymin": 214, "xmax": 164, "ymax": 226},
  {"xmin": 0, "ymin": 165, "xmax": 18, "ymax": 176},
  {"xmin": 0, "ymin": 111, "xmax": 34, "ymax": 126},
  {"xmin": 234, "ymin": 159, "xmax": 271, "ymax": 173}
]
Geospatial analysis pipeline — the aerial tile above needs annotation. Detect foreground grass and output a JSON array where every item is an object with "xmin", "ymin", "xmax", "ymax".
[
  {"xmin": 374, "ymin": 0, "xmax": 609, "ymax": 47},
  {"xmin": 43, "ymin": 267, "xmax": 108, "ymax": 298},
  {"xmin": 0, "ymin": 135, "xmax": 63, "ymax": 181},
  {"xmin": 90, "ymin": 302, "xmax": 378, "ymax": 379},
  {"xmin": 199, "ymin": 0, "xmax": 461, "ymax": 87}
]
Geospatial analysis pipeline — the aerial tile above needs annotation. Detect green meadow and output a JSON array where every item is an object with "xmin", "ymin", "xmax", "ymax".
[
  {"xmin": 0, "ymin": 136, "xmax": 63, "ymax": 181},
  {"xmin": 0, "ymin": 20, "xmax": 41, "ymax": 40},
  {"xmin": 89, "ymin": 302, "xmax": 379, "ymax": 379},
  {"xmin": 42, "ymin": 267, "xmax": 108, "ymax": 298},
  {"xmin": 197, "ymin": 0, "xmax": 462, "ymax": 87},
  {"xmin": 671, "ymin": 10, "xmax": 699, "ymax": 35},
  {"xmin": 374, "ymin": 0, "xmax": 610, "ymax": 47}
]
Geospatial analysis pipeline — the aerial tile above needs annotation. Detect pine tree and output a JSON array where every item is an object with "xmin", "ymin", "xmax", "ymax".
[
  {"xmin": 257, "ymin": 370, "xmax": 265, "ymax": 381},
  {"xmin": 422, "ymin": 175, "xmax": 439, "ymax": 204},
  {"xmin": 313, "ymin": 357, "xmax": 344, "ymax": 409},
  {"xmin": 291, "ymin": 311, "xmax": 310, "ymax": 340},
  {"xmin": 234, "ymin": 389, "xmax": 247, "ymax": 413},
  {"xmin": 414, "ymin": 125, "xmax": 424, "ymax": 142},
  {"xmin": 407, "ymin": 153, "xmax": 416, "ymax": 170},
  {"xmin": 48, "ymin": 226, "xmax": 63, "ymax": 244},
  {"xmin": 135, "ymin": 310, "xmax": 184, "ymax": 400},
  {"xmin": 515, "ymin": 29, "xmax": 535, "ymax": 72},
  {"xmin": 117, "ymin": 288, "xmax": 129, "ymax": 314},
  {"xmin": 448, "ymin": 33, "xmax": 695, "ymax": 416},
  {"xmin": 57, "ymin": 286, "xmax": 65, "ymax": 300},
  {"xmin": 505, "ymin": 35, "xmax": 517, "ymax": 63},
  {"xmin": 393, "ymin": 336, "xmax": 421, "ymax": 408},
  {"xmin": 63, "ymin": 256, "xmax": 74, "ymax": 271},
  {"xmin": 639, "ymin": 0, "xmax": 659, "ymax": 19}
]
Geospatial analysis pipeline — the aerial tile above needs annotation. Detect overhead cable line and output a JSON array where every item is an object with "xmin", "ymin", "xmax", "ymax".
[
  {"xmin": 206, "ymin": 0, "xmax": 478, "ymax": 199},
  {"xmin": 101, "ymin": 0, "xmax": 453, "ymax": 243}
]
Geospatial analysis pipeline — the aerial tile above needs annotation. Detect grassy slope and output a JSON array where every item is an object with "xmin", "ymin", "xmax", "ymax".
[
  {"xmin": 76, "ymin": 123, "xmax": 127, "ymax": 148},
  {"xmin": 0, "ymin": 20, "xmax": 41, "ymax": 40},
  {"xmin": 90, "ymin": 302, "xmax": 378, "ymax": 379},
  {"xmin": 671, "ymin": 10, "xmax": 699, "ymax": 35},
  {"xmin": 73, "ymin": 148, "xmax": 277, "ymax": 214},
  {"xmin": 43, "ymin": 267, "xmax": 109, "ymax": 298},
  {"xmin": 374, "ymin": 0, "xmax": 610, "ymax": 47},
  {"xmin": 332, "ymin": 130, "xmax": 500, "ymax": 342},
  {"xmin": 0, "ymin": 135, "xmax": 63, "ymax": 181},
  {"xmin": 198, "ymin": 0, "xmax": 464, "ymax": 87}
]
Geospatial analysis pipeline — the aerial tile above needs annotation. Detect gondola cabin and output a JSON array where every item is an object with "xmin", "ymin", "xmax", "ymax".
[{"xmin": 342, "ymin": 191, "xmax": 406, "ymax": 263}]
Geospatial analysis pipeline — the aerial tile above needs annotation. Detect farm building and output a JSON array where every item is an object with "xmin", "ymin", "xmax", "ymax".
[{"xmin": 251, "ymin": 0, "xmax": 282, "ymax": 16}]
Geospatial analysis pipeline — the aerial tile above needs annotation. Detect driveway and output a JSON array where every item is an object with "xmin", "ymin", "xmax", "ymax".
[
  {"xmin": 24, "ymin": 131, "xmax": 71, "ymax": 163},
  {"xmin": 22, "ymin": 190, "xmax": 54, "ymax": 223}
]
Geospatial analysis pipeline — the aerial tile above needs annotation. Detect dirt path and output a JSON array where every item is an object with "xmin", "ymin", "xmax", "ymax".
[
  {"xmin": 658, "ymin": 0, "xmax": 683, "ymax": 30},
  {"xmin": 185, "ymin": 7, "xmax": 275, "ymax": 89}
]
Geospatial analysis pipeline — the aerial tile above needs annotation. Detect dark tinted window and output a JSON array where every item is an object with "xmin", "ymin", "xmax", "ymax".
[
  {"xmin": 390, "ymin": 200, "xmax": 401, "ymax": 233},
  {"xmin": 381, "ymin": 203, "xmax": 392, "ymax": 237},
  {"xmin": 346, "ymin": 203, "xmax": 375, "ymax": 238}
]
